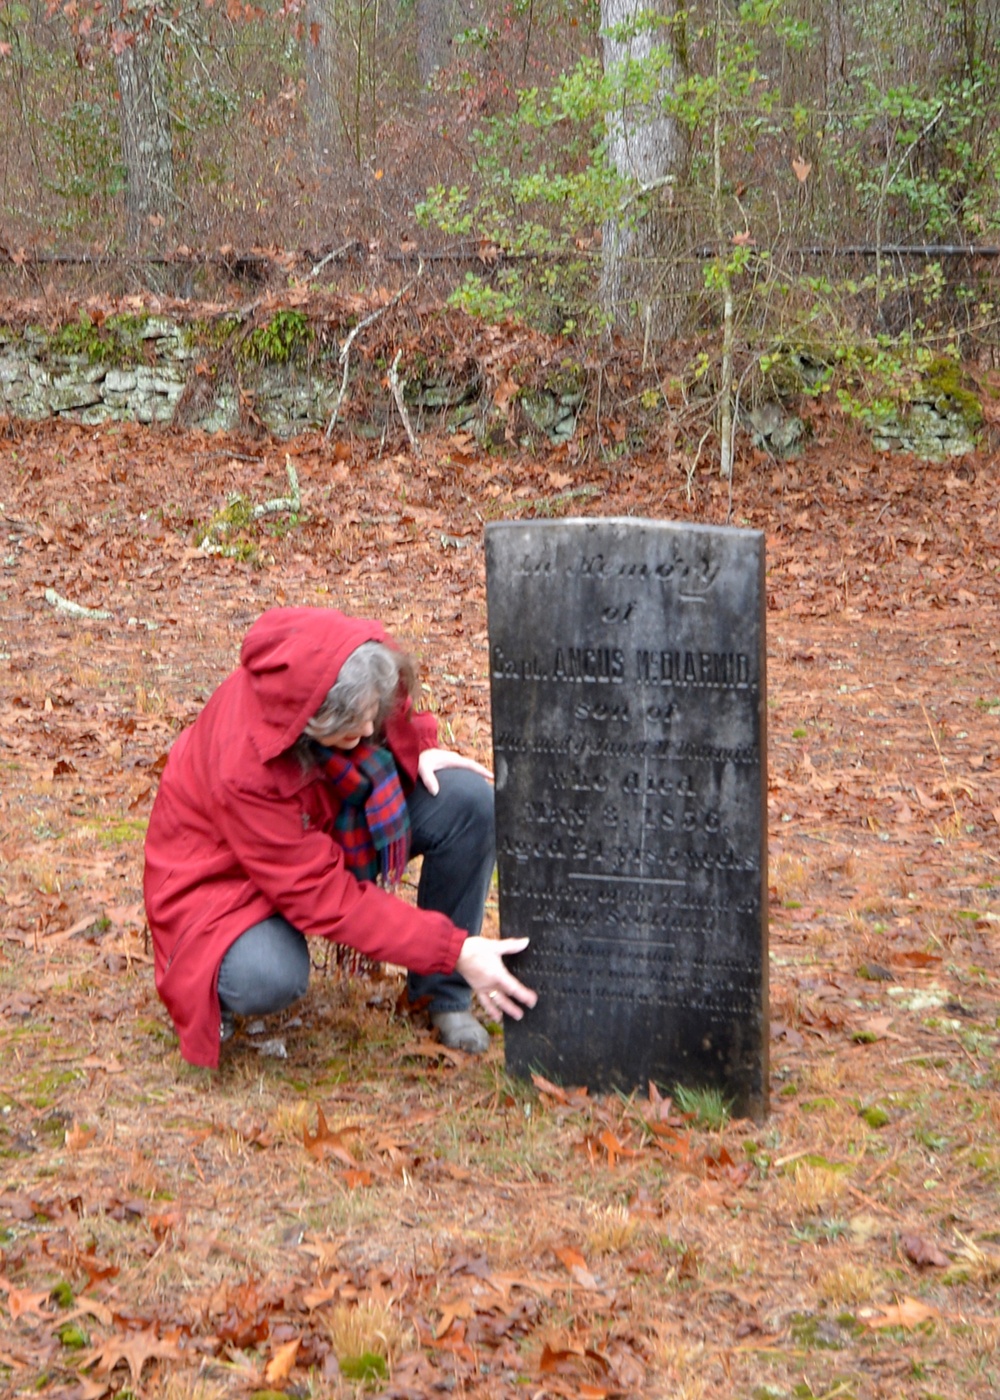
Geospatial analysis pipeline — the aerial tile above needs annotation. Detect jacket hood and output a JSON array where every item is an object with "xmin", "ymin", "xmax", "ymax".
[{"xmin": 240, "ymin": 607, "xmax": 389, "ymax": 762}]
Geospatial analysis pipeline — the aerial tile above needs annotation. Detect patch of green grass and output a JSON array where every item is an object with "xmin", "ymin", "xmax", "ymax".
[
  {"xmin": 801, "ymin": 1096, "xmax": 838, "ymax": 1113},
  {"xmin": 673, "ymin": 1082, "xmax": 732, "ymax": 1131},
  {"xmin": 29, "ymin": 1067, "xmax": 84, "ymax": 1107},
  {"xmin": 859, "ymin": 1104, "xmax": 891, "ymax": 1128},
  {"xmin": 195, "ymin": 494, "xmax": 268, "ymax": 564},
  {"xmin": 57, "ymin": 1322, "xmax": 88, "ymax": 1349},
  {"xmin": 339, "ymin": 1351, "xmax": 389, "ymax": 1382},
  {"xmin": 135, "ymin": 1017, "xmax": 174, "ymax": 1042},
  {"xmin": 78, "ymin": 815, "xmax": 149, "ymax": 846},
  {"xmin": 791, "ymin": 1218, "xmax": 849, "ymax": 1243},
  {"xmin": 912, "ymin": 1125, "xmax": 949, "ymax": 1152},
  {"xmin": 262, "ymin": 512, "xmax": 302, "ymax": 540}
]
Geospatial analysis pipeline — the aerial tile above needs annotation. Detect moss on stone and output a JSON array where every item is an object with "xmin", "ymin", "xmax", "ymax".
[
  {"xmin": 918, "ymin": 356, "xmax": 983, "ymax": 429},
  {"xmin": 237, "ymin": 309, "xmax": 313, "ymax": 367},
  {"xmin": 46, "ymin": 312, "xmax": 153, "ymax": 368}
]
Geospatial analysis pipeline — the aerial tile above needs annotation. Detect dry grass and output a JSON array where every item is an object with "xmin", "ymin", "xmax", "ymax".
[
  {"xmin": 815, "ymin": 1259, "xmax": 881, "ymax": 1305},
  {"xmin": 326, "ymin": 1296, "xmax": 414, "ymax": 1366},
  {"xmin": 769, "ymin": 852, "xmax": 808, "ymax": 904},
  {"xmin": 778, "ymin": 1161, "xmax": 850, "ymax": 1215},
  {"xmin": 583, "ymin": 1202, "xmax": 643, "ymax": 1256}
]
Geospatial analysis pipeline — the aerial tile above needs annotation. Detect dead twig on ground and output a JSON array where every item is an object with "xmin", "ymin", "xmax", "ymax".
[
  {"xmin": 325, "ymin": 260, "xmax": 424, "ymax": 440},
  {"xmin": 44, "ymin": 588, "xmax": 112, "ymax": 621},
  {"xmin": 307, "ymin": 242, "xmax": 361, "ymax": 282},
  {"xmin": 388, "ymin": 350, "xmax": 420, "ymax": 457},
  {"xmin": 919, "ymin": 699, "xmax": 962, "ymax": 827},
  {"xmin": 198, "ymin": 456, "xmax": 301, "ymax": 555}
]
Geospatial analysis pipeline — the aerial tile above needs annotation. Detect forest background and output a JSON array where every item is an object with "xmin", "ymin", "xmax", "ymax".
[
  {"xmin": 5, "ymin": 0, "xmax": 1000, "ymax": 378},
  {"xmin": 3, "ymin": 5, "xmax": 1000, "ymax": 1400}
]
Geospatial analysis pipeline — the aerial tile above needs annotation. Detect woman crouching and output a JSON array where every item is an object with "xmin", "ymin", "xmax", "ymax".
[{"xmin": 143, "ymin": 606, "xmax": 535, "ymax": 1067}]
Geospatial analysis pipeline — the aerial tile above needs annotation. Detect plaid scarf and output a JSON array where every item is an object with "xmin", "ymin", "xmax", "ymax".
[{"xmin": 323, "ymin": 742, "xmax": 411, "ymax": 887}]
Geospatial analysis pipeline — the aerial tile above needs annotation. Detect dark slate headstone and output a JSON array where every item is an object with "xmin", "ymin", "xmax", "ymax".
[{"xmin": 485, "ymin": 518, "xmax": 768, "ymax": 1119}]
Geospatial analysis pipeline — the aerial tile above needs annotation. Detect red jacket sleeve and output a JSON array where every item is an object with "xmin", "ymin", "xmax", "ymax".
[{"xmin": 213, "ymin": 770, "xmax": 464, "ymax": 973}]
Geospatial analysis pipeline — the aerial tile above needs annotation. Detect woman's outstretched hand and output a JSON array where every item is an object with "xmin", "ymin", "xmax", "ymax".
[
  {"xmin": 455, "ymin": 936, "xmax": 538, "ymax": 1020},
  {"xmin": 418, "ymin": 747, "xmax": 493, "ymax": 797}
]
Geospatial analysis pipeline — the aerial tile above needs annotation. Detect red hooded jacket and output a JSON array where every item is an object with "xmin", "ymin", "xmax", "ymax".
[{"xmin": 143, "ymin": 607, "xmax": 467, "ymax": 1067}]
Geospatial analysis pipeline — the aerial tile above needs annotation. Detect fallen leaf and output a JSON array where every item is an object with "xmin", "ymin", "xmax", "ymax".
[
  {"xmin": 47, "ymin": 911, "xmax": 103, "ymax": 941},
  {"xmin": 80, "ymin": 1055, "xmax": 126, "ymax": 1074},
  {"xmin": 63, "ymin": 1297, "xmax": 115, "ymax": 1329},
  {"xmin": 4, "ymin": 1285, "xmax": 53, "ymax": 1320},
  {"xmin": 539, "ymin": 1341, "xmax": 587, "ymax": 1374},
  {"xmin": 792, "ymin": 156, "xmax": 812, "ymax": 182},
  {"xmin": 554, "ymin": 1246, "xmax": 599, "ymax": 1290},
  {"xmin": 532, "ymin": 1072, "xmax": 570, "ymax": 1103},
  {"xmin": 65, "ymin": 1121, "xmax": 97, "ymax": 1151},
  {"xmin": 435, "ymin": 1295, "xmax": 475, "ymax": 1339},
  {"xmin": 265, "ymin": 1335, "xmax": 301, "ymax": 1383},
  {"xmin": 538, "ymin": 1341, "xmax": 612, "ymax": 1383},
  {"xmin": 303, "ymin": 1106, "xmax": 360, "ymax": 1167},
  {"xmin": 858, "ymin": 1013, "xmax": 897, "ymax": 1039},
  {"xmin": 914, "ymin": 783, "xmax": 947, "ymax": 811},
  {"xmin": 149, "ymin": 1209, "xmax": 184, "ymax": 1240},
  {"xmin": 66, "ymin": 1378, "xmax": 108, "ymax": 1400},
  {"xmin": 901, "ymin": 1233, "xmax": 950, "ymax": 1268},
  {"xmin": 678, "ymin": 1247, "xmax": 700, "ymax": 1281},
  {"xmin": 342, "ymin": 1168, "xmax": 373, "ymax": 1189},
  {"xmin": 300, "ymin": 1239, "xmax": 343, "ymax": 1271},
  {"xmin": 865, "ymin": 1295, "xmax": 939, "ymax": 1330},
  {"xmin": 892, "ymin": 950, "xmax": 942, "ymax": 968},
  {"xmin": 437, "ymin": 1160, "xmax": 471, "ymax": 1181},
  {"xmin": 301, "ymin": 1273, "xmax": 350, "ymax": 1309},
  {"xmin": 82, "ymin": 1325, "xmax": 183, "ymax": 1384},
  {"xmin": 398, "ymin": 1038, "xmax": 466, "ymax": 1067}
]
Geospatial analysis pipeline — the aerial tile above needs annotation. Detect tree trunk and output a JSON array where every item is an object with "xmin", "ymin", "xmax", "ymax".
[
  {"xmin": 600, "ymin": 0, "xmax": 689, "ymax": 338},
  {"xmin": 416, "ymin": 0, "xmax": 480, "ymax": 85},
  {"xmin": 304, "ymin": 0, "xmax": 343, "ymax": 171},
  {"xmin": 111, "ymin": 0, "xmax": 175, "ymax": 249}
]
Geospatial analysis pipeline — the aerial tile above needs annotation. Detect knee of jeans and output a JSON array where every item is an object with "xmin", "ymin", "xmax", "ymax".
[
  {"xmin": 257, "ymin": 941, "xmax": 311, "ymax": 1010},
  {"xmin": 463, "ymin": 775, "xmax": 496, "ymax": 855},
  {"xmin": 280, "ymin": 944, "xmax": 312, "ymax": 1003}
]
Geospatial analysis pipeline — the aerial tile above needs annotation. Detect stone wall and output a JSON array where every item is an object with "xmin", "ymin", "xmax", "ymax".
[
  {"xmin": 0, "ymin": 317, "xmax": 344, "ymax": 437},
  {"xmin": 0, "ymin": 313, "xmax": 982, "ymax": 458}
]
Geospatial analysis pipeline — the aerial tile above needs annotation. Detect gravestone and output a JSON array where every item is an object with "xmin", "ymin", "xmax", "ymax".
[{"xmin": 485, "ymin": 518, "xmax": 768, "ymax": 1119}]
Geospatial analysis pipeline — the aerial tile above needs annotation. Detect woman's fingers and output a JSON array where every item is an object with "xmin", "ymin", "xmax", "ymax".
[
  {"xmin": 456, "ymin": 936, "xmax": 537, "ymax": 1019},
  {"xmin": 418, "ymin": 748, "xmax": 495, "ymax": 798},
  {"xmin": 477, "ymin": 980, "xmax": 534, "ymax": 1020}
]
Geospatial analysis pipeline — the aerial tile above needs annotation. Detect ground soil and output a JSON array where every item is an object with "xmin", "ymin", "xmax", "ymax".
[{"xmin": 1, "ymin": 401, "xmax": 999, "ymax": 1400}]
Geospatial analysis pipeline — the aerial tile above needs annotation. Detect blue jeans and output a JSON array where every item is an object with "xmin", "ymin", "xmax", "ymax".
[{"xmin": 217, "ymin": 767, "xmax": 495, "ymax": 1018}]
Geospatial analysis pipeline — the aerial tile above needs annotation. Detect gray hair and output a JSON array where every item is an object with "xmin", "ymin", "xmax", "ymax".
[{"xmin": 304, "ymin": 641, "xmax": 415, "ymax": 745}]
